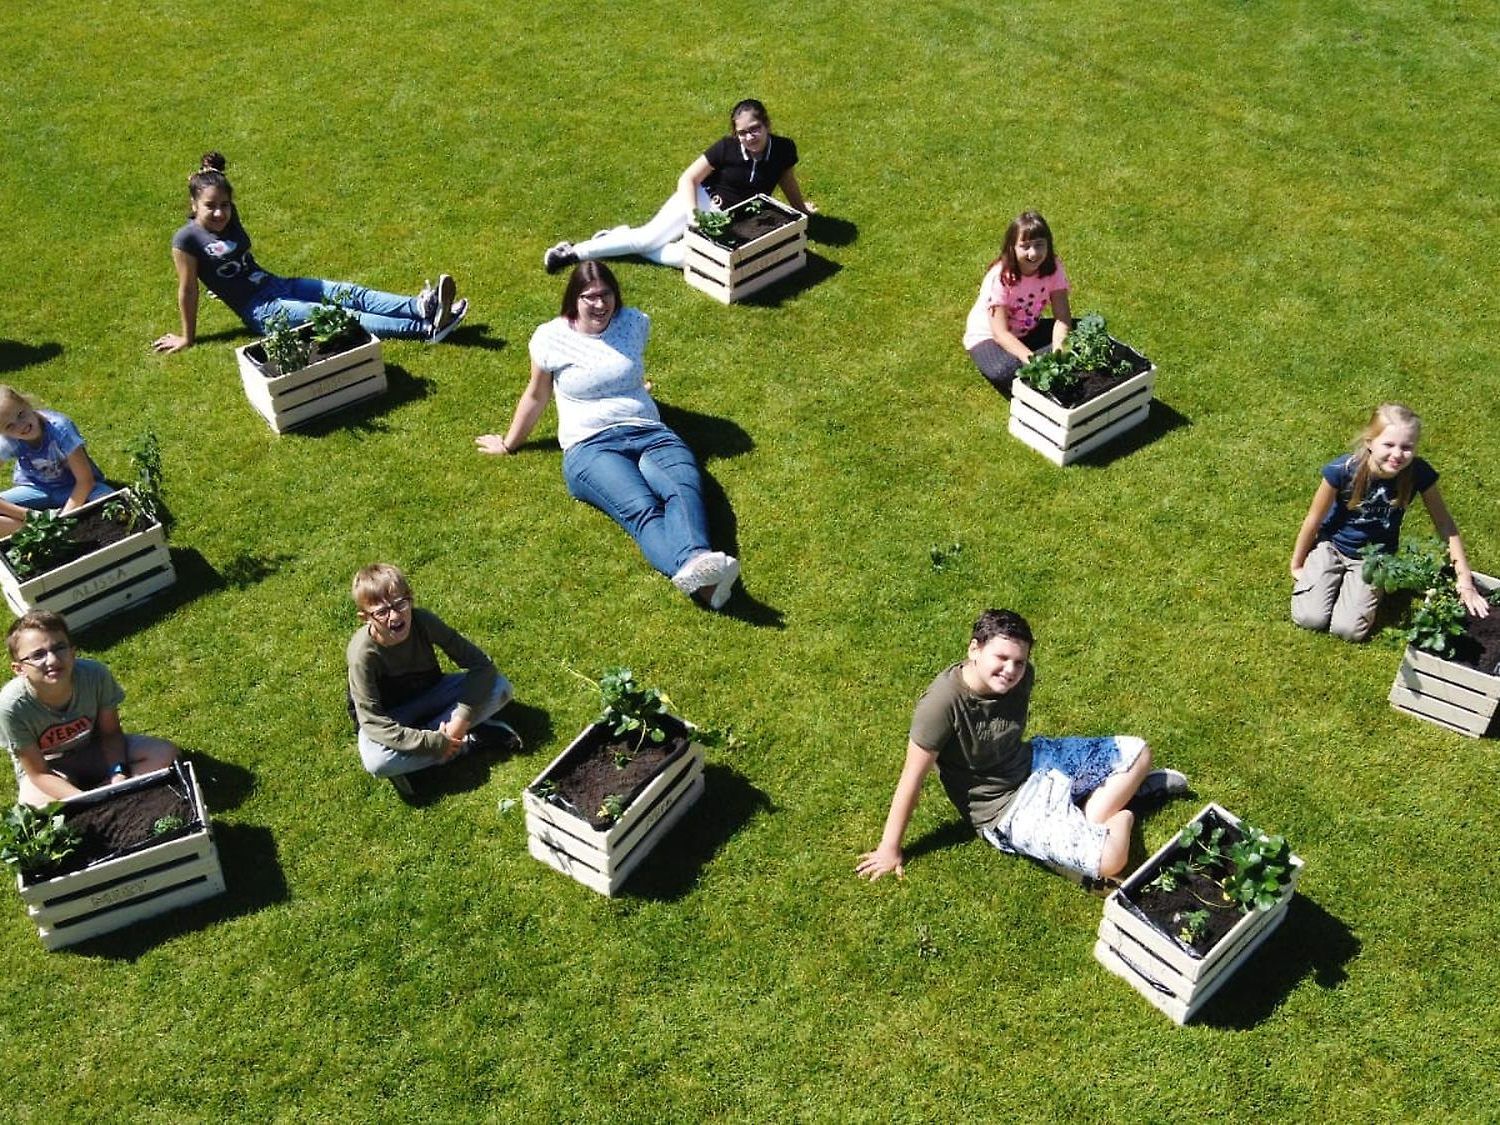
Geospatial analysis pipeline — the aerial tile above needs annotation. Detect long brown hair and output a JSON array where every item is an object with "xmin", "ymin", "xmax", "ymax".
[
  {"xmin": 1346, "ymin": 403, "xmax": 1421, "ymax": 511},
  {"xmin": 991, "ymin": 210, "xmax": 1059, "ymax": 286}
]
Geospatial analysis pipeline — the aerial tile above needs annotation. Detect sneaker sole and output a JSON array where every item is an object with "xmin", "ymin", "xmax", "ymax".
[
  {"xmin": 427, "ymin": 299, "xmax": 468, "ymax": 345},
  {"xmin": 709, "ymin": 556, "xmax": 740, "ymax": 610},
  {"xmin": 431, "ymin": 274, "xmax": 457, "ymax": 331}
]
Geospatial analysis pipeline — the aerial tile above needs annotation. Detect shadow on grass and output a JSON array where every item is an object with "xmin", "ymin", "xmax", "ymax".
[
  {"xmin": 1195, "ymin": 892, "xmax": 1358, "ymax": 1028},
  {"xmin": 69, "ymin": 822, "xmax": 289, "ymax": 961},
  {"xmin": 1074, "ymin": 399, "xmax": 1192, "ymax": 468},
  {"xmin": 289, "ymin": 363, "xmax": 435, "ymax": 438},
  {"xmin": 655, "ymin": 401, "xmax": 784, "ymax": 627},
  {"xmin": 807, "ymin": 213, "xmax": 858, "ymax": 247},
  {"xmin": 0, "ymin": 339, "xmax": 63, "ymax": 373},
  {"xmin": 185, "ymin": 749, "xmax": 256, "ymax": 812},
  {"xmin": 400, "ymin": 701, "xmax": 555, "ymax": 808},
  {"xmin": 221, "ymin": 549, "xmax": 296, "ymax": 590},
  {"xmin": 904, "ymin": 819, "xmax": 978, "ymax": 862},
  {"xmin": 73, "ymin": 547, "xmax": 223, "ymax": 648},
  {"xmin": 444, "ymin": 321, "xmax": 507, "ymax": 352},
  {"xmin": 620, "ymin": 763, "xmax": 774, "ymax": 901},
  {"xmin": 740, "ymin": 250, "xmax": 841, "ymax": 308}
]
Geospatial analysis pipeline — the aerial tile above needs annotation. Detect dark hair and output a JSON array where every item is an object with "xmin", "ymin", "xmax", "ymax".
[
  {"xmin": 994, "ymin": 210, "xmax": 1058, "ymax": 285},
  {"xmin": 729, "ymin": 98, "xmax": 770, "ymax": 131},
  {"xmin": 971, "ymin": 608, "xmax": 1034, "ymax": 649},
  {"xmin": 560, "ymin": 261, "xmax": 622, "ymax": 323},
  {"xmin": 187, "ymin": 150, "xmax": 233, "ymax": 217},
  {"xmin": 7, "ymin": 610, "xmax": 73, "ymax": 659}
]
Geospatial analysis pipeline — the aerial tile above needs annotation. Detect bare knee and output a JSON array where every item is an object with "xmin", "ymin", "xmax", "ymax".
[{"xmin": 1098, "ymin": 810, "xmax": 1135, "ymax": 878}]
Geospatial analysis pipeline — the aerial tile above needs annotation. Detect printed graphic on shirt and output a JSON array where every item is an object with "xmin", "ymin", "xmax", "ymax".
[{"xmin": 37, "ymin": 716, "xmax": 94, "ymax": 752}]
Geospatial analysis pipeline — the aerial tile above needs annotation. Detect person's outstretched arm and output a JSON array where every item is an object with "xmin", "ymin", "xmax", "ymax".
[
  {"xmin": 153, "ymin": 248, "xmax": 201, "ymax": 354},
  {"xmin": 476, "ymin": 362, "xmax": 554, "ymax": 455},
  {"xmin": 1421, "ymin": 483, "xmax": 1492, "ymax": 617},
  {"xmin": 855, "ymin": 740, "xmax": 937, "ymax": 881}
]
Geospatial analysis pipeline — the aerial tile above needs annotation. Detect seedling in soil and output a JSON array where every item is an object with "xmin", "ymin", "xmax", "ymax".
[
  {"xmin": 1174, "ymin": 909, "xmax": 1209, "ymax": 945},
  {"xmin": 0, "ymin": 801, "xmax": 82, "ymax": 880},
  {"xmin": 568, "ymin": 665, "xmax": 673, "ymax": 765},
  {"xmin": 531, "ymin": 779, "xmax": 557, "ymax": 799},
  {"xmin": 596, "ymin": 794, "xmax": 626, "ymax": 824},
  {"xmin": 693, "ymin": 209, "xmax": 731, "ymax": 238},
  {"xmin": 1017, "ymin": 311, "xmax": 1131, "ymax": 396},
  {"xmin": 151, "ymin": 815, "xmax": 186, "ymax": 836},
  {"xmin": 1362, "ymin": 539, "xmax": 1475, "ymax": 660},
  {"xmin": 1149, "ymin": 817, "xmax": 1294, "ymax": 916}
]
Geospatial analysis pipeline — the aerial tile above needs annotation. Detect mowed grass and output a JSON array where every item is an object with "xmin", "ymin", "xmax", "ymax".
[{"xmin": 1, "ymin": 1, "xmax": 1498, "ymax": 1119}]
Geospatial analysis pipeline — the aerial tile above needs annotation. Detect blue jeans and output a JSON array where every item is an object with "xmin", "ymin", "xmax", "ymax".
[
  {"xmin": 3, "ymin": 479, "xmax": 117, "ymax": 509},
  {"xmin": 244, "ymin": 276, "xmax": 429, "ymax": 340},
  {"xmin": 358, "ymin": 672, "xmax": 512, "ymax": 777},
  {"xmin": 562, "ymin": 424, "xmax": 712, "ymax": 577}
]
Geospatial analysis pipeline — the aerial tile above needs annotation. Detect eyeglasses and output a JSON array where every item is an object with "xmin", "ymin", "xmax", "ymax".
[
  {"xmin": 735, "ymin": 124, "xmax": 765, "ymax": 139},
  {"xmin": 17, "ymin": 642, "xmax": 72, "ymax": 667},
  {"xmin": 366, "ymin": 597, "xmax": 412, "ymax": 622}
]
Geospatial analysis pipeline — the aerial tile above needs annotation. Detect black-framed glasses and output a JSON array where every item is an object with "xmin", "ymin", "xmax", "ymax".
[
  {"xmin": 367, "ymin": 597, "xmax": 412, "ymax": 621},
  {"xmin": 18, "ymin": 642, "xmax": 72, "ymax": 667}
]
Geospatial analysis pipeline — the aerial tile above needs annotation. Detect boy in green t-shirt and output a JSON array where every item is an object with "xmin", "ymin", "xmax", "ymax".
[{"xmin": 0, "ymin": 611, "xmax": 178, "ymax": 806}]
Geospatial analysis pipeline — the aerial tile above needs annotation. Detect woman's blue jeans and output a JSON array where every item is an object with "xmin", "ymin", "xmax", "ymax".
[
  {"xmin": 245, "ymin": 276, "xmax": 428, "ymax": 340},
  {"xmin": 562, "ymin": 424, "xmax": 712, "ymax": 577}
]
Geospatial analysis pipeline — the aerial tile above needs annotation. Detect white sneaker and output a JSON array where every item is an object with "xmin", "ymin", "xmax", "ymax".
[
  {"xmin": 709, "ymin": 554, "xmax": 739, "ymax": 609},
  {"xmin": 1136, "ymin": 768, "xmax": 1189, "ymax": 799},
  {"xmin": 427, "ymin": 298, "xmax": 468, "ymax": 345},
  {"xmin": 429, "ymin": 273, "xmax": 457, "ymax": 332},
  {"xmin": 671, "ymin": 551, "xmax": 727, "ymax": 596}
]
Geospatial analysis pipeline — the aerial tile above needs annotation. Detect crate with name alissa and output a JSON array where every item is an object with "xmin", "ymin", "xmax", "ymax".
[
  {"xmin": 0, "ymin": 488, "xmax": 175, "ymax": 631},
  {"xmin": 1009, "ymin": 340, "xmax": 1156, "ymax": 466},
  {"xmin": 14, "ymin": 761, "xmax": 226, "ymax": 950},
  {"xmin": 1094, "ymin": 802, "xmax": 1303, "ymax": 1025},
  {"xmin": 524, "ymin": 713, "xmax": 705, "ymax": 896},
  {"xmin": 236, "ymin": 322, "xmax": 386, "ymax": 433},
  {"xmin": 682, "ymin": 194, "xmax": 808, "ymax": 304},
  {"xmin": 1388, "ymin": 572, "xmax": 1500, "ymax": 737}
]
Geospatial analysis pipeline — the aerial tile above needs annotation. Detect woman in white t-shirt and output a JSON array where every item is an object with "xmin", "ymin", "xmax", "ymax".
[
  {"xmin": 962, "ymin": 211, "xmax": 1073, "ymax": 397},
  {"xmin": 476, "ymin": 263, "xmax": 739, "ymax": 610}
]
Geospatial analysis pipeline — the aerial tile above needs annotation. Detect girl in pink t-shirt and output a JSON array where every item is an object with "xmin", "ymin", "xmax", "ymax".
[{"xmin": 962, "ymin": 211, "xmax": 1073, "ymax": 397}]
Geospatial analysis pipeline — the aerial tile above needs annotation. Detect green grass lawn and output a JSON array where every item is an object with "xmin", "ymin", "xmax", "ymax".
[{"xmin": 2, "ymin": 0, "xmax": 1499, "ymax": 1119}]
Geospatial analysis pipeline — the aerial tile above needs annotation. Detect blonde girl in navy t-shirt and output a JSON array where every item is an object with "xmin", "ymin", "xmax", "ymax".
[
  {"xmin": 1290, "ymin": 402, "xmax": 1490, "ymax": 642},
  {"xmin": 152, "ymin": 152, "xmax": 467, "ymax": 354}
]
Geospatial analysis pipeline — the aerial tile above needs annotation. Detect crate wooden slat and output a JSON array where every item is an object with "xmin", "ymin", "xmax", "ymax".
[
  {"xmin": 15, "ymin": 762, "xmax": 226, "ymax": 950},
  {"xmin": 1094, "ymin": 802, "xmax": 1303, "ymax": 1024},
  {"xmin": 683, "ymin": 194, "xmax": 808, "ymax": 304},
  {"xmin": 523, "ymin": 721, "xmax": 706, "ymax": 896},
  {"xmin": 1388, "ymin": 574, "xmax": 1499, "ymax": 738},
  {"xmin": 1008, "ymin": 344, "xmax": 1156, "ymax": 465},
  {"xmin": 236, "ymin": 328, "xmax": 386, "ymax": 433},
  {"xmin": 0, "ymin": 489, "xmax": 175, "ymax": 630}
]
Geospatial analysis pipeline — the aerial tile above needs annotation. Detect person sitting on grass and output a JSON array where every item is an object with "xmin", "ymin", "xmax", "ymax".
[
  {"xmin": 856, "ymin": 609, "xmax": 1188, "ymax": 888},
  {"xmin": 152, "ymin": 151, "xmax": 467, "ymax": 354},
  {"xmin": 0, "ymin": 385, "xmax": 116, "ymax": 536},
  {"xmin": 0, "ymin": 611, "xmax": 178, "ymax": 806},
  {"xmin": 346, "ymin": 563, "xmax": 521, "ymax": 798}
]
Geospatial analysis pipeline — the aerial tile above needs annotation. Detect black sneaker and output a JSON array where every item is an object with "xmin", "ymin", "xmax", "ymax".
[
  {"xmin": 543, "ymin": 242, "xmax": 578, "ymax": 274},
  {"xmin": 1136, "ymin": 768, "xmax": 1189, "ymax": 799},
  {"xmin": 469, "ymin": 718, "xmax": 523, "ymax": 756}
]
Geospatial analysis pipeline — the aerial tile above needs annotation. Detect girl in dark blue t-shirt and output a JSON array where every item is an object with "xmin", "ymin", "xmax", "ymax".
[
  {"xmin": 153, "ymin": 152, "xmax": 467, "ymax": 354},
  {"xmin": 1290, "ymin": 402, "xmax": 1490, "ymax": 641}
]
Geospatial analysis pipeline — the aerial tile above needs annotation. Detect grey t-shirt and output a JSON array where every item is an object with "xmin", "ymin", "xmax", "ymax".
[
  {"xmin": 0, "ymin": 659, "xmax": 126, "ymax": 780},
  {"xmin": 171, "ymin": 210, "xmax": 270, "ymax": 315},
  {"xmin": 909, "ymin": 662, "xmax": 1034, "ymax": 829}
]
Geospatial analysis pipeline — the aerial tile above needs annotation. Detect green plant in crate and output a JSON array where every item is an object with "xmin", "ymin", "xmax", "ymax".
[
  {"xmin": 260, "ymin": 310, "xmax": 311, "ymax": 374},
  {"xmin": 0, "ymin": 802, "xmax": 82, "ymax": 881},
  {"xmin": 693, "ymin": 209, "xmax": 731, "ymax": 239},
  {"xmin": 1361, "ymin": 539, "xmax": 1474, "ymax": 660},
  {"xmin": 1017, "ymin": 311, "xmax": 1132, "ymax": 397},
  {"xmin": 4, "ymin": 510, "xmax": 74, "ymax": 579},
  {"xmin": 125, "ymin": 429, "xmax": 168, "ymax": 530},
  {"xmin": 307, "ymin": 291, "xmax": 361, "ymax": 351}
]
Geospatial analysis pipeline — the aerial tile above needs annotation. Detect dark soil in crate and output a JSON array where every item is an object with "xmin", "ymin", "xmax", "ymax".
[
  {"xmin": 1449, "ymin": 611, "xmax": 1500, "ymax": 676},
  {"xmin": 1120, "ymin": 809, "xmax": 1256, "ymax": 959},
  {"xmin": 536, "ymin": 715, "xmax": 692, "ymax": 830},
  {"xmin": 1043, "ymin": 341, "xmax": 1153, "ymax": 408},
  {"xmin": 25, "ymin": 768, "xmax": 198, "ymax": 884},
  {"xmin": 2, "ymin": 501, "xmax": 144, "ymax": 578},
  {"xmin": 700, "ymin": 201, "xmax": 799, "ymax": 250}
]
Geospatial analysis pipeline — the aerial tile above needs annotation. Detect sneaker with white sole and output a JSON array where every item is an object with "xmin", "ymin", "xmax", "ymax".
[
  {"xmin": 709, "ymin": 554, "xmax": 739, "ymax": 610},
  {"xmin": 543, "ymin": 242, "xmax": 579, "ymax": 274},
  {"xmin": 470, "ymin": 718, "xmax": 523, "ymax": 756},
  {"xmin": 428, "ymin": 273, "xmax": 457, "ymax": 333},
  {"xmin": 427, "ymin": 298, "xmax": 468, "ymax": 345},
  {"xmin": 671, "ymin": 550, "xmax": 728, "ymax": 596},
  {"xmin": 1135, "ymin": 767, "xmax": 1189, "ymax": 799}
]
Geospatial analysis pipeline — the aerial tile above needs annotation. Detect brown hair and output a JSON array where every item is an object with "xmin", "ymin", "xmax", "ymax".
[
  {"xmin": 187, "ymin": 151, "xmax": 233, "ymax": 218},
  {"xmin": 560, "ymin": 261, "xmax": 622, "ymax": 323},
  {"xmin": 1347, "ymin": 403, "xmax": 1422, "ymax": 511},
  {"xmin": 971, "ymin": 608, "xmax": 1034, "ymax": 649},
  {"xmin": 7, "ymin": 610, "xmax": 73, "ymax": 660},
  {"xmin": 992, "ymin": 210, "xmax": 1059, "ymax": 286},
  {"xmin": 351, "ymin": 563, "xmax": 413, "ymax": 609}
]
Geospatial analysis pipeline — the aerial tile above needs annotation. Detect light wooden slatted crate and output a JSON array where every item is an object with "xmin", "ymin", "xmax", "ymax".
[
  {"xmin": 236, "ymin": 326, "xmax": 386, "ymax": 433},
  {"xmin": 1388, "ymin": 573, "xmax": 1499, "ymax": 738},
  {"xmin": 683, "ymin": 194, "xmax": 808, "ymax": 304},
  {"xmin": 1008, "ymin": 342, "xmax": 1155, "ymax": 466}
]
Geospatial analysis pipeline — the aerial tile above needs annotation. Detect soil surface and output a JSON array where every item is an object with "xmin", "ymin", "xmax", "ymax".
[
  {"xmin": 27, "ymin": 771, "xmax": 197, "ymax": 884},
  {"xmin": 1044, "ymin": 341, "xmax": 1153, "ymax": 408},
  {"xmin": 1451, "ymin": 610, "xmax": 1500, "ymax": 675},
  {"xmin": 1122, "ymin": 810, "xmax": 1254, "ymax": 959},
  {"xmin": 537, "ymin": 716, "xmax": 692, "ymax": 830},
  {"xmin": 701, "ymin": 201, "xmax": 798, "ymax": 250}
]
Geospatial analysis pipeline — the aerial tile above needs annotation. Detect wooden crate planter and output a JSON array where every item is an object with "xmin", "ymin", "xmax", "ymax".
[
  {"xmin": 1094, "ymin": 803, "xmax": 1304, "ymax": 1025},
  {"xmin": 683, "ymin": 194, "xmax": 808, "ymax": 304},
  {"xmin": 1008, "ymin": 342, "xmax": 1156, "ymax": 465},
  {"xmin": 0, "ymin": 489, "xmax": 175, "ymax": 630},
  {"xmin": 236, "ymin": 324, "xmax": 386, "ymax": 433},
  {"xmin": 15, "ymin": 761, "xmax": 226, "ymax": 950},
  {"xmin": 524, "ymin": 718, "xmax": 705, "ymax": 896},
  {"xmin": 1388, "ymin": 573, "xmax": 1500, "ymax": 738}
]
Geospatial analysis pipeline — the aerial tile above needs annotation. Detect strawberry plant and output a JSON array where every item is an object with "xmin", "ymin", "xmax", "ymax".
[
  {"xmin": 1362, "ymin": 539, "xmax": 1475, "ymax": 659},
  {"xmin": 1148, "ymin": 816, "xmax": 1294, "ymax": 916},
  {"xmin": 0, "ymin": 801, "xmax": 82, "ymax": 881},
  {"xmin": 261, "ymin": 310, "xmax": 311, "ymax": 374},
  {"xmin": 1016, "ymin": 311, "xmax": 1131, "ymax": 397},
  {"xmin": 5, "ymin": 510, "xmax": 74, "ymax": 579},
  {"xmin": 307, "ymin": 291, "xmax": 361, "ymax": 351},
  {"xmin": 693, "ymin": 209, "xmax": 731, "ymax": 239}
]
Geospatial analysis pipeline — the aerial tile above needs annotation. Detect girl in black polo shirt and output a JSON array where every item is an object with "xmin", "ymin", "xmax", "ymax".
[{"xmin": 543, "ymin": 99, "xmax": 816, "ymax": 273}]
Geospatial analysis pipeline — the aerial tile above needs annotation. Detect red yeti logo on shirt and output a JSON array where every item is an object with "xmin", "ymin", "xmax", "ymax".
[{"xmin": 37, "ymin": 717, "xmax": 93, "ymax": 751}]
